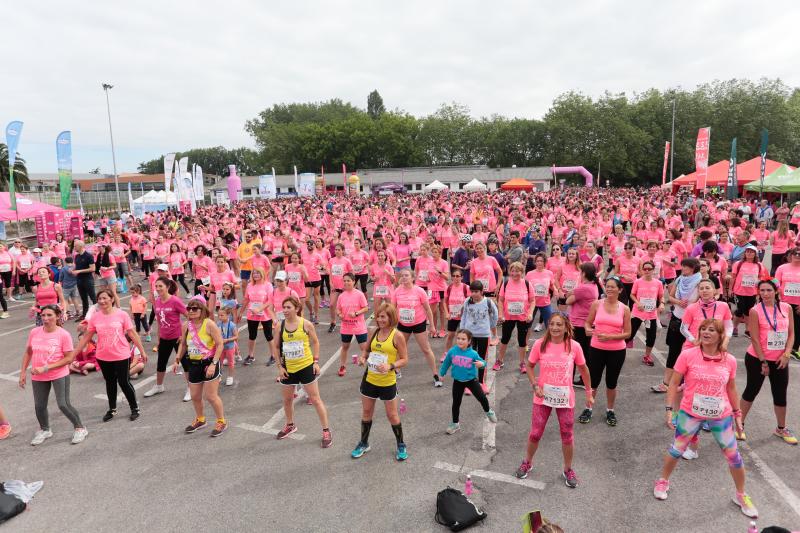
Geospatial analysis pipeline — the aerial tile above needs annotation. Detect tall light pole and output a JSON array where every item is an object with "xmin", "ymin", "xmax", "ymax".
[
  {"xmin": 102, "ymin": 83, "xmax": 122, "ymax": 213},
  {"xmin": 669, "ymin": 98, "xmax": 676, "ymax": 183}
]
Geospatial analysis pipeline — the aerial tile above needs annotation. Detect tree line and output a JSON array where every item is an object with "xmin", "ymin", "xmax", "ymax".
[{"xmin": 137, "ymin": 79, "xmax": 800, "ymax": 184}]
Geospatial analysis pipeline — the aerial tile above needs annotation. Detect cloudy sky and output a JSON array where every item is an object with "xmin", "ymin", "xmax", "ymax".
[{"xmin": 6, "ymin": 0, "xmax": 799, "ymax": 173}]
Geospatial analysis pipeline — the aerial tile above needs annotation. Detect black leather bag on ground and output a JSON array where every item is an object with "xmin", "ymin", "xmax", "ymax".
[
  {"xmin": 0, "ymin": 488, "xmax": 26, "ymax": 525},
  {"xmin": 435, "ymin": 486, "xmax": 487, "ymax": 531}
]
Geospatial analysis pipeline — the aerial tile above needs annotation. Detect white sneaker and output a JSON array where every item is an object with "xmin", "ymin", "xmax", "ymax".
[
  {"xmin": 8, "ymin": 296, "xmax": 18, "ymax": 302},
  {"xmin": 174, "ymin": 366, "xmax": 184, "ymax": 375},
  {"xmin": 144, "ymin": 384, "xmax": 165, "ymax": 397},
  {"xmin": 225, "ymin": 376, "xmax": 234, "ymax": 386},
  {"xmin": 183, "ymin": 388, "xmax": 192, "ymax": 402},
  {"xmin": 533, "ymin": 323, "xmax": 543, "ymax": 332},
  {"xmin": 31, "ymin": 429, "xmax": 53, "ymax": 446},
  {"xmin": 682, "ymin": 448, "xmax": 698, "ymax": 460},
  {"xmin": 71, "ymin": 428, "xmax": 89, "ymax": 444}
]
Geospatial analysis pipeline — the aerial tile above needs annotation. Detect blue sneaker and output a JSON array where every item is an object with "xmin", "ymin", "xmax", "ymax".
[
  {"xmin": 351, "ymin": 442, "xmax": 370, "ymax": 459},
  {"xmin": 396, "ymin": 443, "xmax": 408, "ymax": 461},
  {"xmin": 701, "ymin": 421, "xmax": 710, "ymax": 432}
]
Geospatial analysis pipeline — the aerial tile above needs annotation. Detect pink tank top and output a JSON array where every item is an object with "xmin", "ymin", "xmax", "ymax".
[
  {"xmin": 590, "ymin": 299, "xmax": 626, "ymax": 351},
  {"xmin": 36, "ymin": 282, "xmax": 59, "ymax": 307}
]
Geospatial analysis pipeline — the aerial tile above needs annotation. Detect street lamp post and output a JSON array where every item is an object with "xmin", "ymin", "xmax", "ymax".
[{"xmin": 102, "ymin": 83, "xmax": 122, "ymax": 213}]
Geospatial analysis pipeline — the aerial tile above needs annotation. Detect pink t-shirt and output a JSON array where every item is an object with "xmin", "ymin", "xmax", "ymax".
[
  {"xmin": 88, "ymin": 308, "xmax": 135, "ymax": 362},
  {"xmin": 415, "ymin": 256, "xmax": 435, "ymax": 287},
  {"xmin": 329, "ymin": 256, "xmax": 353, "ymax": 290},
  {"xmin": 528, "ymin": 338, "xmax": 586, "ymax": 409},
  {"xmin": 775, "ymin": 263, "xmax": 800, "ymax": 305},
  {"xmin": 193, "ymin": 256, "xmax": 214, "ymax": 280},
  {"xmin": 471, "ymin": 256, "xmax": 500, "ymax": 292},
  {"xmin": 427, "ymin": 259, "xmax": 450, "ymax": 292},
  {"xmin": 674, "ymin": 346, "xmax": 737, "ymax": 420},
  {"xmin": 337, "ymin": 289, "xmax": 368, "ymax": 335},
  {"xmin": 371, "ymin": 263, "xmax": 395, "ymax": 299},
  {"xmin": 746, "ymin": 302, "xmax": 791, "ymax": 361},
  {"xmin": 153, "ymin": 295, "xmax": 187, "ymax": 340},
  {"xmin": 630, "ymin": 278, "xmax": 663, "ymax": 320},
  {"xmin": 499, "ymin": 278, "xmax": 534, "ymax": 320},
  {"xmin": 110, "ymin": 243, "xmax": 128, "ymax": 263},
  {"xmin": 558, "ymin": 264, "xmax": 581, "ymax": 293},
  {"xmin": 350, "ymin": 250, "xmax": 370, "ymax": 275},
  {"xmin": 209, "ymin": 268, "xmax": 237, "ymax": 294},
  {"xmin": 285, "ymin": 264, "xmax": 307, "ymax": 297},
  {"xmin": 391, "ymin": 285, "xmax": 429, "ymax": 326},
  {"xmin": 246, "ymin": 281, "xmax": 274, "ymax": 321},
  {"xmin": 525, "ymin": 269, "xmax": 553, "ymax": 307},
  {"xmin": 270, "ymin": 286, "xmax": 298, "ymax": 321},
  {"xmin": 100, "ymin": 255, "xmax": 117, "ymax": 279},
  {"xmin": 569, "ymin": 282, "xmax": 599, "ymax": 327},
  {"xmin": 169, "ymin": 252, "xmax": 186, "ymax": 275},
  {"xmin": 27, "ymin": 326, "xmax": 73, "ymax": 381},
  {"xmin": 615, "ymin": 255, "xmax": 639, "ymax": 283},
  {"xmin": 680, "ymin": 300, "xmax": 732, "ymax": 349},
  {"xmin": 445, "ymin": 283, "xmax": 469, "ymax": 320},
  {"xmin": 589, "ymin": 300, "xmax": 626, "ymax": 351},
  {"xmin": 301, "ymin": 249, "xmax": 323, "ymax": 282}
]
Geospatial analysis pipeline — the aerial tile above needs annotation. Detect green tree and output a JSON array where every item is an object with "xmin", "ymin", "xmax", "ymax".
[
  {"xmin": 0, "ymin": 143, "xmax": 29, "ymax": 191},
  {"xmin": 367, "ymin": 90, "xmax": 386, "ymax": 120}
]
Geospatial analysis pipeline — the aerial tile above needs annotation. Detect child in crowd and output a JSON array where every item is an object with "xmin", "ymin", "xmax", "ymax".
[
  {"xmin": 458, "ymin": 280, "xmax": 499, "ymax": 393},
  {"xmin": 217, "ymin": 305, "xmax": 239, "ymax": 386},
  {"xmin": 129, "ymin": 284, "xmax": 151, "ymax": 342},
  {"xmin": 130, "ymin": 345, "xmax": 145, "ymax": 379}
]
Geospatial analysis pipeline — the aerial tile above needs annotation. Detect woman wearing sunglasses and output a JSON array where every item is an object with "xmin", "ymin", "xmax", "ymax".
[{"xmin": 626, "ymin": 260, "xmax": 664, "ymax": 366}]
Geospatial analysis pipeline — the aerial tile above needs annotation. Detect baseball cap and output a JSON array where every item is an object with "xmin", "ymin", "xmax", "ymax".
[
  {"xmin": 33, "ymin": 248, "xmax": 42, "ymax": 253},
  {"xmin": 275, "ymin": 271, "xmax": 287, "ymax": 281},
  {"xmin": 157, "ymin": 264, "xmax": 169, "ymax": 271}
]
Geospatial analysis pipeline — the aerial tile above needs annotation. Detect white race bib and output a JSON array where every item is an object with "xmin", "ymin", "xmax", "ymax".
[
  {"xmin": 449, "ymin": 303, "xmax": 462, "ymax": 319},
  {"xmin": 273, "ymin": 247, "xmax": 282, "ymax": 256},
  {"xmin": 248, "ymin": 302, "xmax": 263, "ymax": 314},
  {"xmin": 375, "ymin": 285, "xmax": 389, "ymax": 297},
  {"xmin": 20, "ymin": 261, "xmax": 31, "ymax": 269},
  {"xmin": 171, "ymin": 261, "xmax": 181, "ymax": 269},
  {"xmin": 201, "ymin": 276, "xmax": 211, "ymax": 285},
  {"xmin": 741, "ymin": 275, "xmax": 757, "ymax": 288},
  {"xmin": 767, "ymin": 330, "xmax": 787, "ymax": 350},
  {"xmin": 399, "ymin": 307, "xmax": 415, "ymax": 323},
  {"xmin": 275, "ymin": 311, "xmax": 285, "ymax": 322},
  {"xmin": 113, "ymin": 249, "xmax": 124, "ymax": 257},
  {"xmin": 288, "ymin": 272, "xmax": 301, "ymax": 283},
  {"xmin": 784, "ymin": 282, "xmax": 800, "ymax": 297},
  {"xmin": 418, "ymin": 270, "xmax": 429, "ymax": 282},
  {"xmin": 0, "ymin": 264, "xmax": 10, "ymax": 272},
  {"xmin": 282, "ymin": 340, "xmax": 304, "ymax": 360},
  {"xmin": 562, "ymin": 279, "xmax": 577, "ymax": 292},
  {"xmin": 478, "ymin": 278, "xmax": 489, "ymax": 291},
  {"xmin": 640, "ymin": 298, "xmax": 657, "ymax": 312},
  {"xmin": 331, "ymin": 265, "xmax": 344, "ymax": 276},
  {"xmin": 542, "ymin": 384, "xmax": 570, "ymax": 408},
  {"xmin": 691, "ymin": 394, "xmax": 723, "ymax": 418},
  {"xmin": 534, "ymin": 284, "xmax": 547, "ymax": 297},
  {"xmin": 367, "ymin": 352, "xmax": 388, "ymax": 373},
  {"xmin": 507, "ymin": 301, "xmax": 524, "ymax": 315}
]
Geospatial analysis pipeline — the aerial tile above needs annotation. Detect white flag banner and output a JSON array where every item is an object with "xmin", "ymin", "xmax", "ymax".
[
  {"xmin": 258, "ymin": 174, "xmax": 276, "ymax": 199},
  {"xmin": 178, "ymin": 157, "xmax": 190, "ymax": 202},
  {"xmin": 163, "ymin": 153, "xmax": 176, "ymax": 193},
  {"xmin": 298, "ymin": 173, "xmax": 315, "ymax": 196},
  {"xmin": 172, "ymin": 159, "xmax": 182, "ymax": 201},
  {"xmin": 193, "ymin": 165, "xmax": 204, "ymax": 203}
]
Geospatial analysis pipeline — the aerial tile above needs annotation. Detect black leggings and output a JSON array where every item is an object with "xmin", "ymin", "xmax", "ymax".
[
  {"xmin": 451, "ymin": 379, "xmax": 490, "ymax": 423},
  {"xmin": 0, "ymin": 279, "xmax": 6, "ymax": 312},
  {"xmin": 471, "ymin": 337, "xmax": 488, "ymax": 384},
  {"xmin": 629, "ymin": 317, "xmax": 657, "ymax": 347},
  {"xmin": 320, "ymin": 274, "xmax": 331, "ymax": 298},
  {"xmin": 742, "ymin": 354, "xmax": 789, "ymax": 407},
  {"xmin": 572, "ymin": 326, "xmax": 589, "ymax": 383},
  {"xmin": 355, "ymin": 274, "xmax": 369, "ymax": 293},
  {"xmin": 620, "ymin": 282, "xmax": 633, "ymax": 307},
  {"xmin": 248, "ymin": 319, "xmax": 273, "ymax": 341},
  {"xmin": 157, "ymin": 337, "xmax": 180, "ymax": 372},
  {"xmin": 664, "ymin": 314, "xmax": 683, "ymax": 368},
  {"xmin": 142, "ymin": 259, "xmax": 154, "ymax": 278},
  {"xmin": 587, "ymin": 347, "xmax": 626, "ymax": 390},
  {"xmin": 791, "ymin": 304, "xmax": 800, "ymax": 351},
  {"xmin": 97, "ymin": 358, "xmax": 138, "ymax": 411},
  {"xmin": 500, "ymin": 319, "xmax": 531, "ymax": 347},
  {"xmin": 172, "ymin": 273, "xmax": 190, "ymax": 294},
  {"xmin": 133, "ymin": 313, "xmax": 150, "ymax": 334},
  {"xmin": 17, "ymin": 272, "xmax": 33, "ymax": 293}
]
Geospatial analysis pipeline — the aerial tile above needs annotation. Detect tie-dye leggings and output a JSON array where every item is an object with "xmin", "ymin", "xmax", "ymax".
[{"xmin": 668, "ymin": 410, "xmax": 743, "ymax": 468}]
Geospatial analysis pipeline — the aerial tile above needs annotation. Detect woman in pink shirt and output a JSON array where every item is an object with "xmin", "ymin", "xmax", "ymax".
[
  {"xmin": 496, "ymin": 262, "xmax": 536, "ymax": 373},
  {"xmin": 327, "ymin": 244, "xmax": 353, "ymax": 333},
  {"xmin": 73, "ymin": 289, "xmax": 146, "ymax": 422},
  {"xmin": 145, "ymin": 278, "xmax": 188, "ymax": 399},
  {"xmin": 350, "ymin": 239, "xmax": 370, "ymax": 293},
  {"xmin": 302, "ymin": 240, "xmax": 323, "ymax": 323},
  {"xmin": 775, "ymin": 247, "xmax": 800, "ymax": 356},
  {"xmin": 19, "ymin": 304, "xmax": 87, "ymax": 445},
  {"xmin": 730, "ymin": 246, "xmax": 764, "ymax": 337},
  {"xmin": 391, "ymin": 233, "xmax": 412, "ymax": 271},
  {"xmin": 15, "ymin": 244, "xmax": 35, "ymax": 297},
  {"xmin": 514, "ymin": 313, "xmax": 593, "ymax": 485},
  {"xmin": 370, "ymin": 249, "xmax": 395, "ymax": 313},
  {"xmin": 653, "ymin": 319, "xmax": 756, "ymax": 518},
  {"xmin": 0, "ymin": 242, "xmax": 15, "ymax": 308},
  {"xmin": 581, "ymin": 277, "xmax": 631, "ymax": 426},
  {"xmin": 627, "ymin": 260, "xmax": 664, "ymax": 366},
  {"xmin": 524, "ymin": 253, "xmax": 557, "ymax": 337},
  {"xmin": 168, "ymin": 243, "xmax": 189, "ymax": 294},
  {"xmin": 391, "ymin": 269, "xmax": 441, "ymax": 387},
  {"xmin": 470, "ymin": 241, "xmax": 503, "ymax": 297},
  {"xmin": 335, "ymin": 273, "xmax": 369, "ymax": 377},
  {"xmin": 557, "ymin": 249, "xmax": 581, "ymax": 311},
  {"xmin": 770, "ymin": 220, "xmax": 795, "ymax": 276},
  {"xmin": 191, "ymin": 245, "xmax": 214, "ymax": 296},
  {"xmin": 610, "ymin": 243, "xmax": 638, "ymax": 307},
  {"xmin": 240, "ymin": 267, "xmax": 276, "ymax": 366}
]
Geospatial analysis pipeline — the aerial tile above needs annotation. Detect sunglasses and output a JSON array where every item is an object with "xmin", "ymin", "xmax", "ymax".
[
  {"xmin": 187, "ymin": 307, "xmax": 202, "ymax": 311},
  {"xmin": 642, "ymin": 267, "xmax": 654, "ymax": 271}
]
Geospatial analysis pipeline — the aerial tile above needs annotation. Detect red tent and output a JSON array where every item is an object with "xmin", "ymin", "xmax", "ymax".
[
  {"xmin": 671, "ymin": 157, "xmax": 791, "ymax": 191},
  {"xmin": 0, "ymin": 192, "xmax": 65, "ymax": 222},
  {"xmin": 500, "ymin": 178, "xmax": 534, "ymax": 191}
]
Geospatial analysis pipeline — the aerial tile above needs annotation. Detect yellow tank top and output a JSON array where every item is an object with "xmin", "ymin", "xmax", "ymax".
[
  {"xmin": 366, "ymin": 328, "xmax": 398, "ymax": 387},
  {"xmin": 186, "ymin": 319, "xmax": 215, "ymax": 361},
  {"xmin": 281, "ymin": 317, "xmax": 313, "ymax": 373}
]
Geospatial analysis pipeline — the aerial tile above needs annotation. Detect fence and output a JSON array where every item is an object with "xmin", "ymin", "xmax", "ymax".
[{"xmin": 25, "ymin": 190, "xmax": 208, "ymax": 216}]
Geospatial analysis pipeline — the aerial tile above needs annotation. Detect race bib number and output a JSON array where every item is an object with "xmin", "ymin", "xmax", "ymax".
[
  {"xmin": 691, "ymin": 394, "xmax": 723, "ymax": 418},
  {"xmin": 275, "ymin": 311, "xmax": 285, "ymax": 322},
  {"xmin": 399, "ymin": 307, "xmax": 415, "ymax": 323},
  {"xmin": 640, "ymin": 298, "xmax": 657, "ymax": 312},
  {"xmin": 187, "ymin": 251, "xmax": 195, "ymax": 259},
  {"xmin": 767, "ymin": 330, "xmax": 788, "ymax": 350},
  {"xmin": 282, "ymin": 340, "xmax": 304, "ymax": 360},
  {"xmin": 507, "ymin": 301, "xmax": 524, "ymax": 315},
  {"xmin": 542, "ymin": 384, "xmax": 570, "ymax": 408},
  {"xmin": 273, "ymin": 247, "xmax": 282, "ymax": 256},
  {"xmin": 171, "ymin": 261, "xmax": 181, "ymax": 269},
  {"xmin": 534, "ymin": 284, "xmax": 547, "ymax": 297},
  {"xmin": 248, "ymin": 302, "xmax": 263, "ymax": 314},
  {"xmin": 332, "ymin": 265, "xmax": 344, "ymax": 276},
  {"xmin": 562, "ymin": 279, "xmax": 577, "ymax": 292},
  {"xmin": 784, "ymin": 282, "xmax": 800, "ymax": 297},
  {"xmin": 375, "ymin": 285, "xmax": 389, "ymax": 297},
  {"xmin": 187, "ymin": 346, "xmax": 204, "ymax": 361},
  {"xmin": 20, "ymin": 261, "xmax": 31, "ymax": 269},
  {"xmin": 0, "ymin": 264, "xmax": 9, "ymax": 272},
  {"xmin": 367, "ymin": 352, "xmax": 388, "ymax": 373},
  {"xmin": 418, "ymin": 270, "xmax": 429, "ymax": 282},
  {"xmin": 449, "ymin": 303, "xmax": 462, "ymax": 319},
  {"xmin": 113, "ymin": 249, "xmax": 124, "ymax": 257},
  {"xmin": 201, "ymin": 276, "xmax": 211, "ymax": 286},
  {"xmin": 288, "ymin": 272, "xmax": 301, "ymax": 283},
  {"xmin": 741, "ymin": 275, "xmax": 757, "ymax": 288},
  {"xmin": 478, "ymin": 278, "xmax": 489, "ymax": 291}
]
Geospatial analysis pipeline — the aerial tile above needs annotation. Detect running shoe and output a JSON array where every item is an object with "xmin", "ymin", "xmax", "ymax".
[
  {"xmin": 733, "ymin": 492, "xmax": 758, "ymax": 518},
  {"xmin": 514, "ymin": 460, "xmax": 532, "ymax": 479},
  {"xmin": 144, "ymin": 384, "xmax": 165, "ymax": 397},
  {"xmin": 396, "ymin": 443, "xmax": 408, "ymax": 461},
  {"xmin": 30, "ymin": 429, "xmax": 53, "ymax": 446},
  {"xmin": 701, "ymin": 421, "xmax": 710, "ymax": 432},
  {"xmin": 276, "ymin": 423, "xmax": 297, "ymax": 439},
  {"xmin": 0, "ymin": 312, "xmax": 8, "ymax": 319},
  {"xmin": 0, "ymin": 423, "xmax": 10, "ymax": 440},
  {"xmin": 321, "ymin": 429, "xmax": 333, "ymax": 448},
  {"xmin": 650, "ymin": 382, "xmax": 668, "ymax": 393},
  {"xmin": 243, "ymin": 356, "xmax": 255, "ymax": 366},
  {"xmin": 225, "ymin": 376, "xmax": 234, "ymax": 386},
  {"xmin": 578, "ymin": 408, "xmax": 593, "ymax": 424},
  {"xmin": 327, "ymin": 323, "xmax": 336, "ymax": 333},
  {"xmin": 774, "ymin": 427, "xmax": 799, "ymax": 445},
  {"xmin": 312, "ymin": 315, "xmax": 319, "ymax": 325},
  {"xmin": 486, "ymin": 410, "xmax": 498, "ymax": 423},
  {"xmin": 145, "ymin": 334, "xmax": 152, "ymax": 342},
  {"xmin": 653, "ymin": 478, "xmax": 670, "ymax": 500},
  {"xmin": 129, "ymin": 409, "xmax": 140, "ymax": 421},
  {"xmin": 446, "ymin": 422, "xmax": 460, "ymax": 434},
  {"xmin": 210, "ymin": 421, "xmax": 227, "ymax": 437},
  {"xmin": 563, "ymin": 468, "xmax": 579, "ymax": 488},
  {"xmin": 605, "ymin": 410, "xmax": 617, "ymax": 427},
  {"xmin": 102, "ymin": 409, "xmax": 117, "ymax": 422},
  {"xmin": 183, "ymin": 389, "xmax": 192, "ymax": 402},
  {"xmin": 338, "ymin": 365, "xmax": 346, "ymax": 377},
  {"xmin": 791, "ymin": 350, "xmax": 800, "ymax": 361},
  {"xmin": 533, "ymin": 323, "xmax": 543, "ymax": 332},
  {"xmin": 489, "ymin": 337, "xmax": 499, "ymax": 346},
  {"xmin": 642, "ymin": 355, "xmax": 654, "ymax": 366},
  {"xmin": 492, "ymin": 360, "xmax": 504, "ymax": 371},
  {"xmin": 433, "ymin": 377, "xmax": 443, "ymax": 388},
  {"xmin": 185, "ymin": 418, "xmax": 207, "ymax": 433},
  {"xmin": 735, "ymin": 428, "xmax": 747, "ymax": 441},
  {"xmin": 266, "ymin": 357, "xmax": 276, "ymax": 367},
  {"xmin": 351, "ymin": 442, "xmax": 370, "ymax": 458},
  {"xmin": 519, "ymin": 363, "xmax": 527, "ymax": 374},
  {"xmin": 682, "ymin": 448, "xmax": 698, "ymax": 460},
  {"xmin": 71, "ymin": 428, "xmax": 89, "ymax": 444}
]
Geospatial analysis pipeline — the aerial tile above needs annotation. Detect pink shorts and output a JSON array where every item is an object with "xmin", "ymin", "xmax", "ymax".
[{"xmin": 221, "ymin": 348, "xmax": 235, "ymax": 368}]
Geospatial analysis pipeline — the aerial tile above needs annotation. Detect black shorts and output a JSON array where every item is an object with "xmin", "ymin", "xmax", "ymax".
[
  {"xmin": 334, "ymin": 288, "xmax": 343, "ymax": 294},
  {"xmin": 360, "ymin": 377, "xmax": 398, "ymax": 401},
  {"xmin": 484, "ymin": 291, "xmax": 495, "ymax": 298},
  {"xmin": 447, "ymin": 319, "xmax": 461, "ymax": 332},
  {"xmin": 397, "ymin": 321, "xmax": 427, "ymax": 334},
  {"xmin": 305, "ymin": 280, "xmax": 322, "ymax": 288},
  {"xmin": 342, "ymin": 332, "xmax": 368, "ymax": 344},
  {"xmin": 182, "ymin": 358, "xmax": 221, "ymax": 384},
  {"xmin": 734, "ymin": 294, "xmax": 757, "ymax": 318},
  {"xmin": 280, "ymin": 363, "xmax": 317, "ymax": 386}
]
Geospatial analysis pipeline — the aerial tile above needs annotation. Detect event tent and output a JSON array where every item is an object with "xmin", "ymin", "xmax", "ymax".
[
  {"xmin": 463, "ymin": 178, "xmax": 487, "ymax": 191},
  {"xmin": 743, "ymin": 164, "xmax": 795, "ymax": 193},
  {"xmin": 424, "ymin": 180, "xmax": 448, "ymax": 191},
  {"xmin": 671, "ymin": 157, "xmax": 790, "ymax": 190},
  {"xmin": 131, "ymin": 190, "xmax": 177, "ymax": 217},
  {"xmin": 500, "ymin": 178, "xmax": 534, "ymax": 191},
  {"xmin": 745, "ymin": 165, "xmax": 800, "ymax": 193},
  {"xmin": 0, "ymin": 192, "xmax": 65, "ymax": 222}
]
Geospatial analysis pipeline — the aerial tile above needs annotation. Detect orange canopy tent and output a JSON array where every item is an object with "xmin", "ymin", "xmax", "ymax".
[
  {"xmin": 671, "ymin": 157, "xmax": 790, "ymax": 191},
  {"xmin": 500, "ymin": 178, "xmax": 534, "ymax": 191}
]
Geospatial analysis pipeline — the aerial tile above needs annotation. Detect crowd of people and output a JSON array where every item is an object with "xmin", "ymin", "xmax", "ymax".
[{"xmin": 2, "ymin": 186, "xmax": 800, "ymax": 521}]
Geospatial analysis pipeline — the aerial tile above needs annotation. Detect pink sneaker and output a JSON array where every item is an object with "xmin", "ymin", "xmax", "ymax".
[
  {"xmin": 519, "ymin": 363, "xmax": 527, "ymax": 374},
  {"xmin": 653, "ymin": 478, "xmax": 669, "ymax": 500},
  {"xmin": 492, "ymin": 360, "xmax": 503, "ymax": 371}
]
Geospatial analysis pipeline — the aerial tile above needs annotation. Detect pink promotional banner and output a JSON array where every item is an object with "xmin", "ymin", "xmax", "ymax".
[
  {"xmin": 661, "ymin": 141, "xmax": 670, "ymax": 186},
  {"xmin": 695, "ymin": 127, "xmax": 711, "ymax": 191}
]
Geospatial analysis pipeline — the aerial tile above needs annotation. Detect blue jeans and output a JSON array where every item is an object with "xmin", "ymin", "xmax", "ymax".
[{"xmin": 532, "ymin": 305, "xmax": 552, "ymax": 325}]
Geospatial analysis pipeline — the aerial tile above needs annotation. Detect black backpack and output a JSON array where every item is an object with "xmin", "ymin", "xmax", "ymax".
[{"xmin": 435, "ymin": 487, "xmax": 487, "ymax": 531}]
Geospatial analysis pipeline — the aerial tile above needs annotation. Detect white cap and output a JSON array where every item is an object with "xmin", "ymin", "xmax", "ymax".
[
  {"xmin": 156, "ymin": 263, "xmax": 169, "ymax": 271},
  {"xmin": 275, "ymin": 271, "xmax": 287, "ymax": 281},
  {"xmin": 32, "ymin": 248, "xmax": 42, "ymax": 253}
]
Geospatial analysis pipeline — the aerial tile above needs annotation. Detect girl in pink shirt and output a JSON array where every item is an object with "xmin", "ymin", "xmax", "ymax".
[
  {"xmin": 335, "ymin": 274, "xmax": 369, "ymax": 377},
  {"xmin": 207, "ymin": 256, "xmax": 238, "ymax": 316},
  {"xmin": 301, "ymin": 241, "xmax": 323, "ymax": 323},
  {"xmin": 19, "ymin": 304, "xmax": 87, "ymax": 445},
  {"xmin": 350, "ymin": 239, "xmax": 370, "ymax": 293},
  {"xmin": 470, "ymin": 241, "xmax": 503, "ymax": 296},
  {"xmin": 426, "ymin": 246, "xmax": 450, "ymax": 338},
  {"xmin": 391, "ymin": 269, "xmax": 441, "ymax": 386},
  {"xmin": 627, "ymin": 260, "xmax": 664, "ymax": 366},
  {"xmin": 370, "ymin": 250, "xmax": 396, "ymax": 311},
  {"xmin": 285, "ymin": 252, "xmax": 309, "ymax": 303},
  {"xmin": 775, "ymin": 247, "xmax": 800, "ymax": 354},
  {"xmin": 514, "ymin": 313, "xmax": 593, "ymax": 484},
  {"xmin": 240, "ymin": 267, "xmax": 276, "ymax": 366},
  {"xmin": 168, "ymin": 243, "xmax": 189, "ymax": 293},
  {"xmin": 525, "ymin": 254, "xmax": 557, "ymax": 335},
  {"xmin": 327, "ymin": 244, "xmax": 353, "ymax": 332},
  {"xmin": 497, "ymin": 262, "xmax": 536, "ymax": 373}
]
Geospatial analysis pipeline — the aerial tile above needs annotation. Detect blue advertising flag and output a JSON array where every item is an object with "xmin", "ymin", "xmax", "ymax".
[
  {"xmin": 5, "ymin": 121, "xmax": 23, "ymax": 210},
  {"xmin": 726, "ymin": 138, "xmax": 737, "ymax": 200},
  {"xmin": 56, "ymin": 131, "xmax": 72, "ymax": 208}
]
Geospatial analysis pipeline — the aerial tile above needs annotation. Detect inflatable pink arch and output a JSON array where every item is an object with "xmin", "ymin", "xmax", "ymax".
[{"xmin": 551, "ymin": 165, "xmax": 593, "ymax": 187}]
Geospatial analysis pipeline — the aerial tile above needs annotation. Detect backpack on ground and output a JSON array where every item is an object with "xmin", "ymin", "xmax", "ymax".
[{"xmin": 435, "ymin": 486, "xmax": 487, "ymax": 531}]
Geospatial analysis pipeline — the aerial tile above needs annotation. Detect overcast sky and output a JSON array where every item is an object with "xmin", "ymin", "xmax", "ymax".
[{"xmin": 5, "ymin": 0, "xmax": 799, "ymax": 173}]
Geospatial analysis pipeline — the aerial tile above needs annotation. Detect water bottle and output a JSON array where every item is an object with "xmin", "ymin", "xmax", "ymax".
[
  {"xmin": 747, "ymin": 521, "xmax": 758, "ymax": 533},
  {"xmin": 465, "ymin": 475, "xmax": 473, "ymax": 496},
  {"xmin": 352, "ymin": 353, "xmax": 358, "ymax": 365},
  {"xmin": 399, "ymin": 398, "xmax": 407, "ymax": 415}
]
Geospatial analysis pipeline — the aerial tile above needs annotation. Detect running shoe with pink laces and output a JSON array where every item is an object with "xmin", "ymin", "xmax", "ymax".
[
  {"xmin": 519, "ymin": 363, "xmax": 527, "ymax": 374},
  {"xmin": 653, "ymin": 478, "xmax": 670, "ymax": 500},
  {"xmin": 514, "ymin": 460, "xmax": 532, "ymax": 479},
  {"xmin": 492, "ymin": 360, "xmax": 503, "ymax": 371},
  {"xmin": 774, "ymin": 427, "xmax": 798, "ymax": 445},
  {"xmin": 0, "ymin": 423, "xmax": 10, "ymax": 440},
  {"xmin": 276, "ymin": 423, "xmax": 297, "ymax": 439},
  {"xmin": 563, "ymin": 468, "xmax": 579, "ymax": 488},
  {"xmin": 321, "ymin": 428, "xmax": 333, "ymax": 448},
  {"xmin": 733, "ymin": 492, "xmax": 758, "ymax": 518}
]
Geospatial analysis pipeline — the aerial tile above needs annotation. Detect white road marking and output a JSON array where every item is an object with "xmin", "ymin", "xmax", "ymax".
[
  {"xmin": 434, "ymin": 461, "xmax": 545, "ymax": 490},
  {"xmin": 95, "ymin": 363, "xmax": 178, "ymax": 401},
  {"xmin": 0, "ymin": 324, "xmax": 37, "ymax": 337},
  {"xmin": 237, "ymin": 422, "xmax": 306, "ymax": 440},
  {"xmin": 481, "ymin": 344, "xmax": 497, "ymax": 450},
  {"xmin": 0, "ymin": 373, "xmax": 18, "ymax": 382}
]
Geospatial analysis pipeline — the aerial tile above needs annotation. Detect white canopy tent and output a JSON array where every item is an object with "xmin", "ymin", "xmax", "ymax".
[
  {"xmin": 424, "ymin": 179, "xmax": 449, "ymax": 191},
  {"xmin": 463, "ymin": 178, "xmax": 487, "ymax": 191},
  {"xmin": 132, "ymin": 190, "xmax": 178, "ymax": 217}
]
